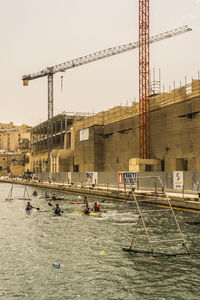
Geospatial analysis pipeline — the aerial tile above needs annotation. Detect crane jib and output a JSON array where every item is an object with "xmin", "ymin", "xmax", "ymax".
[{"xmin": 22, "ymin": 25, "xmax": 191, "ymax": 85}]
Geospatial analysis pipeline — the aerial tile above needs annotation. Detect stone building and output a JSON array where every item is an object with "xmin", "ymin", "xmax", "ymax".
[
  {"xmin": 0, "ymin": 151, "xmax": 26, "ymax": 176},
  {"xmin": 150, "ymin": 79, "xmax": 200, "ymax": 171},
  {"xmin": 30, "ymin": 79, "xmax": 200, "ymax": 173},
  {"xmin": 0, "ymin": 122, "xmax": 31, "ymax": 152},
  {"xmin": 72, "ymin": 79, "xmax": 200, "ymax": 172},
  {"xmin": 0, "ymin": 122, "xmax": 31, "ymax": 175}
]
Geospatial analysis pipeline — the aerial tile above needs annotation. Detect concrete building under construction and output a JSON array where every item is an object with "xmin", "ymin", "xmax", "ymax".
[
  {"xmin": 30, "ymin": 113, "xmax": 85, "ymax": 173},
  {"xmin": 30, "ymin": 79, "xmax": 200, "ymax": 173}
]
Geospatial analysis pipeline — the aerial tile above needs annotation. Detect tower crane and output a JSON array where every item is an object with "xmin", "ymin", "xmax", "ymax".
[
  {"xmin": 22, "ymin": 25, "xmax": 191, "ymax": 170},
  {"xmin": 139, "ymin": 0, "xmax": 150, "ymax": 159},
  {"xmin": 22, "ymin": 25, "xmax": 191, "ymax": 120}
]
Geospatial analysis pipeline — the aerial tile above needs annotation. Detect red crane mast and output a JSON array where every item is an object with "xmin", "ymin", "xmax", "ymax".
[{"xmin": 139, "ymin": 0, "xmax": 150, "ymax": 159}]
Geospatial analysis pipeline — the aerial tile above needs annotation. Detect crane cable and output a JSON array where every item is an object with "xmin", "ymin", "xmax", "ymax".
[{"xmin": 61, "ymin": 75, "xmax": 63, "ymax": 92}]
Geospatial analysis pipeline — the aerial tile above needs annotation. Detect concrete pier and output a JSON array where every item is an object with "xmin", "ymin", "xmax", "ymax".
[{"xmin": 1, "ymin": 178, "xmax": 200, "ymax": 212}]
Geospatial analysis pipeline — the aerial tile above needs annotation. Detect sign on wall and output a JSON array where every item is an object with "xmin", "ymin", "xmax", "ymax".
[
  {"xmin": 173, "ymin": 171, "xmax": 183, "ymax": 190},
  {"xmin": 86, "ymin": 172, "xmax": 98, "ymax": 184},
  {"xmin": 80, "ymin": 128, "xmax": 89, "ymax": 142},
  {"xmin": 118, "ymin": 172, "xmax": 137, "ymax": 186}
]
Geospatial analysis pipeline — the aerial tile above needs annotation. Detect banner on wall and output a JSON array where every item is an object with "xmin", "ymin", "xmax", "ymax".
[
  {"xmin": 80, "ymin": 128, "xmax": 89, "ymax": 142},
  {"xmin": 86, "ymin": 172, "xmax": 98, "ymax": 184},
  {"xmin": 118, "ymin": 172, "xmax": 137, "ymax": 186},
  {"xmin": 173, "ymin": 171, "xmax": 183, "ymax": 190}
]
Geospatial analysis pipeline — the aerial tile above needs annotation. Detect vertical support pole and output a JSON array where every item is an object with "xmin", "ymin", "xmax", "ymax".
[
  {"xmin": 133, "ymin": 191, "xmax": 153, "ymax": 251},
  {"xmin": 174, "ymin": 80, "xmax": 176, "ymax": 102},
  {"xmin": 154, "ymin": 177, "xmax": 157, "ymax": 200},
  {"xmin": 159, "ymin": 68, "xmax": 161, "ymax": 92},
  {"xmin": 47, "ymin": 72, "xmax": 54, "ymax": 172},
  {"xmin": 124, "ymin": 183, "xmax": 127, "ymax": 201},
  {"xmin": 48, "ymin": 73, "xmax": 54, "ymax": 119},
  {"xmin": 129, "ymin": 216, "xmax": 141, "ymax": 250},
  {"xmin": 23, "ymin": 186, "xmax": 26, "ymax": 199},
  {"xmin": 157, "ymin": 175, "xmax": 190, "ymax": 254},
  {"xmin": 137, "ymin": 177, "xmax": 139, "ymax": 191},
  {"xmin": 182, "ymin": 184, "xmax": 184, "ymax": 199},
  {"xmin": 139, "ymin": 0, "xmax": 150, "ymax": 159}
]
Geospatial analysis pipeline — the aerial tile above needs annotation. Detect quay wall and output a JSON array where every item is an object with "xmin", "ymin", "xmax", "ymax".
[
  {"xmin": 2, "ymin": 171, "xmax": 200, "ymax": 211},
  {"xmin": 36, "ymin": 171, "xmax": 200, "ymax": 193}
]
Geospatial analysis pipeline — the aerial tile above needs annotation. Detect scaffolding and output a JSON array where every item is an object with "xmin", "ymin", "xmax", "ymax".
[{"xmin": 73, "ymin": 79, "xmax": 200, "ymax": 132}]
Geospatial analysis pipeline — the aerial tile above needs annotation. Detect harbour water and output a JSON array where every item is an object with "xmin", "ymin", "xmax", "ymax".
[{"xmin": 1, "ymin": 182, "xmax": 200, "ymax": 300}]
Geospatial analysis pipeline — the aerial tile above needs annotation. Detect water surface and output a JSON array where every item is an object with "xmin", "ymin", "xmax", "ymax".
[{"xmin": 0, "ymin": 182, "xmax": 200, "ymax": 299}]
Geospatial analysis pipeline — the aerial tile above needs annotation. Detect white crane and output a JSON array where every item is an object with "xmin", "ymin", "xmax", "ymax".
[{"xmin": 22, "ymin": 25, "xmax": 191, "ymax": 120}]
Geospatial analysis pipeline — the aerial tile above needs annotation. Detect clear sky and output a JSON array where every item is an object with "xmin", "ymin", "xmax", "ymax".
[{"xmin": 0, "ymin": 0, "xmax": 200, "ymax": 126}]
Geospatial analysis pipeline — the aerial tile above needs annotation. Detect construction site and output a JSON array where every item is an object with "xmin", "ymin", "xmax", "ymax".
[
  {"xmin": 20, "ymin": 3, "xmax": 199, "ymax": 182},
  {"xmin": 29, "ymin": 77, "xmax": 200, "ymax": 173}
]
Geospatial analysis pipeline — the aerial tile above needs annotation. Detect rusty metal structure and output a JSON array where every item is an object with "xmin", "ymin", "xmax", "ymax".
[{"xmin": 139, "ymin": 0, "xmax": 150, "ymax": 159}]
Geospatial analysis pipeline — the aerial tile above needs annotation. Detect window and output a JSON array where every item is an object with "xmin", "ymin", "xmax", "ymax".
[
  {"xmin": 67, "ymin": 119, "xmax": 73, "ymax": 126},
  {"xmin": 66, "ymin": 132, "xmax": 71, "ymax": 148},
  {"xmin": 73, "ymin": 165, "xmax": 79, "ymax": 172}
]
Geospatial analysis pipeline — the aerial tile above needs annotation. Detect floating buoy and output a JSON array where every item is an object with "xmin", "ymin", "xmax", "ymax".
[{"xmin": 52, "ymin": 263, "xmax": 61, "ymax": 269}]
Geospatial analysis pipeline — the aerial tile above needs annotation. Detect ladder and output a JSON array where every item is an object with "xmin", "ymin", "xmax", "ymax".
[{"xmin": 124, "ymin": 176, "xmax": 190, "ymax": 256}]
